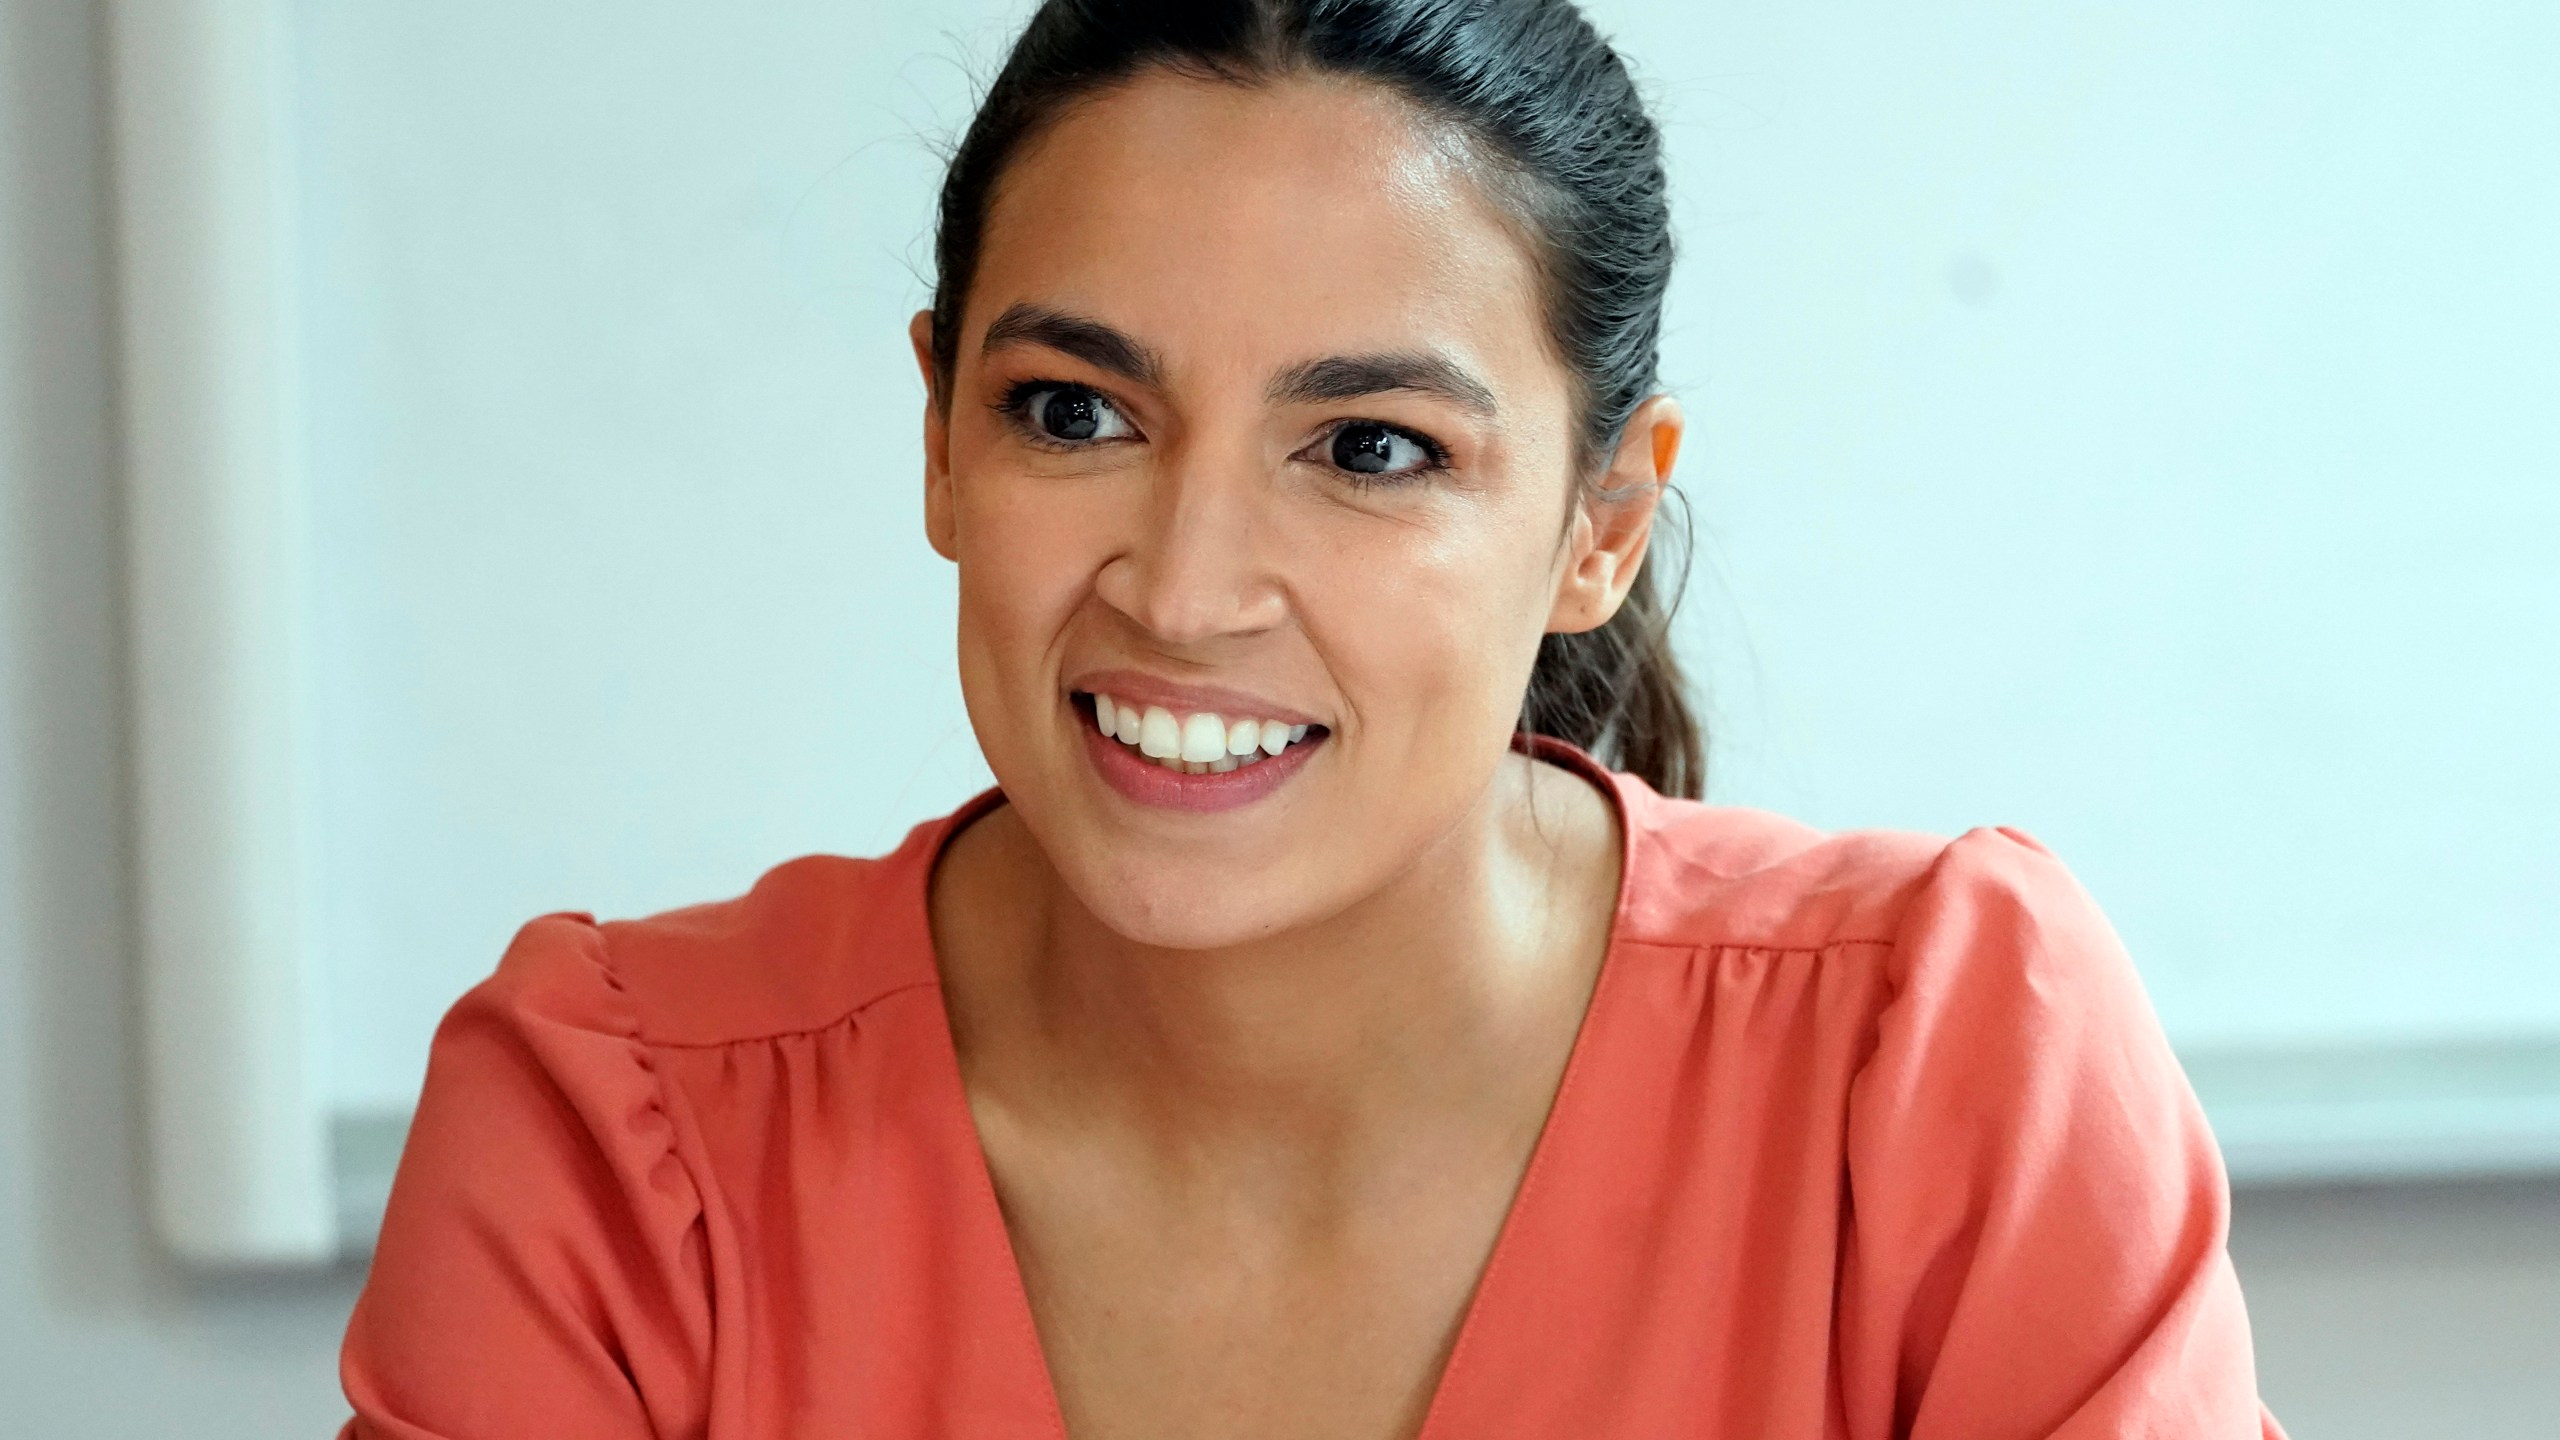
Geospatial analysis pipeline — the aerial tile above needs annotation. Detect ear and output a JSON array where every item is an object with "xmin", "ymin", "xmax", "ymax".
[
  {"xmin": 1546, "ymin": 394, "xmax": 1682, "ymax": 634},
  {"xmin": 911, "ymin": 308, "xmax": 959, "ymax": 562}
]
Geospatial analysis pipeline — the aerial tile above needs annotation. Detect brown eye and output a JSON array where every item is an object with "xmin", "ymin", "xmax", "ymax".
[
  {"xmin": 1329, "ymin": 421, "xmax": 1438, "ymax": 477},
  {"xmin": 1018, "ymin": 384, "xmax": 1133, "ymax": 444}
]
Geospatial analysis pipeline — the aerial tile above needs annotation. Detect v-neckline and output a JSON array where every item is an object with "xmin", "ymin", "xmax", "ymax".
[{"xmin": 911, "ymin": 736, "xmax": 1644, "ymax": 1440}]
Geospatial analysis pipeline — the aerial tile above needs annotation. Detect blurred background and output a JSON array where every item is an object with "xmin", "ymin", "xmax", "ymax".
[{"xmin": 4, "ymin": 0, "xmax": 2556, "ymax": 1432}]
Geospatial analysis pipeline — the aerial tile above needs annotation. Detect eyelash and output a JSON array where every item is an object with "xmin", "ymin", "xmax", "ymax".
[{"xmin": 992, "ymin": 378, "xmax": 1453, "ymax": 485}]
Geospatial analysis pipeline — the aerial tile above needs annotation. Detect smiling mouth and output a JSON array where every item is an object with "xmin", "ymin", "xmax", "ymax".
[{"xmin": 1076, "ymin": 691, "xmax": 1328, "ymax": 774}]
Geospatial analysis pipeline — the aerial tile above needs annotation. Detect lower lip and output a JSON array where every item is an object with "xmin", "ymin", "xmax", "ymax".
[{"xmin": 1080, "ymin": 705, "xmax": 1325, "ymax": 813}]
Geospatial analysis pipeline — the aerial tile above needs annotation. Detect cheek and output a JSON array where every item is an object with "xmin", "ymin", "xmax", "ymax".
[
  {"xmin": 1286, "ymin": 494, "xmax": 1560, "ymax": 737},
  {"xmin": 949, "ymin": 471, "xmax": 1110, "ymax": 717}
]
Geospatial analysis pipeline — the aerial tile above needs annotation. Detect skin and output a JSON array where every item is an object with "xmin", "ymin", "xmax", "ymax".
[{"xmin": 914, "ymin": 71, "xmax": 1683, "ymax": 1440}]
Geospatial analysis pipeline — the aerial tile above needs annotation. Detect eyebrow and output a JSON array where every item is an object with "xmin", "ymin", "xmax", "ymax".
[
  {"xmin": 1267, "ymin": 352, "xmax": 1500, "ymax": 417},
  {"xmin": 979, "ymin": 301, "xmax": 1500, "ymax": 418},
  {"xmin": 979, "ymin": 303, "xmax": 1165, "ymax": 388}
]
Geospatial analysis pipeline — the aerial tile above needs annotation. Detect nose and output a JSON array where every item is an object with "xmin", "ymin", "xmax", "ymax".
[{"xmin": 1092, "ymin": 441, "xmax": 1286, "ymax": 647}]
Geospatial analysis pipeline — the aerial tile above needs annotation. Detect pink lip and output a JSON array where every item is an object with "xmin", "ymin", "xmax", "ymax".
[
  {"xmin": 1076, "ymin": 699, "xmax": 1327, "ymax": 813},
  {"xmin": 1066, "ymin": 669, "xmax": 1326, "ymax": 730}
]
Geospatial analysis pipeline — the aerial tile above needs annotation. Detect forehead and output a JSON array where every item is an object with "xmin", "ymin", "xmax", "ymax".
[{"xmin": 970, "ymin": 71, "xmax": 1557, "ymax": 389}]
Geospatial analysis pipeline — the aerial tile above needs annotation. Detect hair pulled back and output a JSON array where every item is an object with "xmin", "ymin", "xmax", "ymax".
[{"xmin": 928, "ymin": 0, "xmax": 1703, "ymax": 797}]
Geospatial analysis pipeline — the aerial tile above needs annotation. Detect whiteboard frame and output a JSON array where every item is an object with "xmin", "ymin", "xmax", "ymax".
[{"xmin": 106, "ymin": 0, "xmax": 333, "ymax": 1265}]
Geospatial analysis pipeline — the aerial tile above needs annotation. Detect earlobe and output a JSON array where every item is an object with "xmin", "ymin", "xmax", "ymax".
[
  {"xmin": 1545, "ymin": 509, "xmax": 1606, "ymax": 634},
  {"xmin": 924, "ymin": 462, "xmax": 958, "ymax": 562}
]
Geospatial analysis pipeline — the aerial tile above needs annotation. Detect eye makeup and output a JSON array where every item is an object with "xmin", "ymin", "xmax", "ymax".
[{"xmin": 986, "ymin": 374, "xmax": 1456, "ymax": 486}]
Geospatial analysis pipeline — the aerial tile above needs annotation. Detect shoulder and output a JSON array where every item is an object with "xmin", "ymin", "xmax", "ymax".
[
  {"xmin": 1609, "ymin": 771, "xmax": 1993, "ymax": 949},
  {"xmin": 599, "ymin": 848, "xmax": 940, "ymax": 1047},
  {"xmin": 470, "ymin": 803, "xmax": 978, "ymax": 1052},
  {"xmin": 1608, "ymin": 772, "xmax": 2138, "ymax": 1012},
  {"xmin": 1611, "ymin": 770, "xmax": 2196, "ymax": 1135}
]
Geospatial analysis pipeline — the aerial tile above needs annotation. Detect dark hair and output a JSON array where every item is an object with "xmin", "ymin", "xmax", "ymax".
[{"xmin": 928, "ymin": 0, "xmax": 1703, "ymax": 798}]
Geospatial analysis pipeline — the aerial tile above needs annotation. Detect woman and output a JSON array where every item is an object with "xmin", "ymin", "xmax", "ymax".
[{"xmin": 339, "ymin": 1, "xmax": 2285, "ymax": 1436}]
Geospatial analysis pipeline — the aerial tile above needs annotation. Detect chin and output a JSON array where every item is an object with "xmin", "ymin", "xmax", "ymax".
[{"xmin": 1064, "ymin": 852, "xmax": 1311, "ymax": 953}]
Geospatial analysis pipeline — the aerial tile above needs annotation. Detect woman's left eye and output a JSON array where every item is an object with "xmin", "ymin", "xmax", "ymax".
[{"xmin": 1317, "ymin": 421, "xmax": 1446, "ymax": 481}]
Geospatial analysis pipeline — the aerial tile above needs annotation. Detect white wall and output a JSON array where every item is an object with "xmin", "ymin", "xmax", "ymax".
[{"xmin": 3, "ymin": 2, "xmax": 2554, "ymax": 1434}]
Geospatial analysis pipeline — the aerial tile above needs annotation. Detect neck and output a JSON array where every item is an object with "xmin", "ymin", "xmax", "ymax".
[{"xmin": 942, "ymin": 753, "xmax": 1621, "ymax": 1154}]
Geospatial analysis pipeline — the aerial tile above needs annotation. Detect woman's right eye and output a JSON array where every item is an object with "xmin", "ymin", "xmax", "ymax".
[{"xmin": 1006, "ymin": 383, "xmax": 1136, "ymax": 446}]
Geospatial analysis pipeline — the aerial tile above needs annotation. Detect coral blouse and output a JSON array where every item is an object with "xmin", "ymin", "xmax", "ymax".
[{"xmin": 339, "ymin": 742, "xmax": 2283, "ymax": 1438}]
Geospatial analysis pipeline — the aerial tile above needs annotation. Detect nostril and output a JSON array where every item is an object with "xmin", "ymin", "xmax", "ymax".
[{"xmin": 1090, "ymin": 544, "xmax": 1285, "ymax": 648}]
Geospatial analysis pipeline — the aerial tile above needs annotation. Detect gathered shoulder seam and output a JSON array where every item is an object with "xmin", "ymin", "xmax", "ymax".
[{"xmin": 629, "ymin": 976, "xmax": 946, "ymax": 1051}]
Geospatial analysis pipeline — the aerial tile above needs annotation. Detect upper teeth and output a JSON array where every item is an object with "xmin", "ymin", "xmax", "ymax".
[{"xmin": 1092, "ymin": 693, "xmax": 1316, "ymax": 775}]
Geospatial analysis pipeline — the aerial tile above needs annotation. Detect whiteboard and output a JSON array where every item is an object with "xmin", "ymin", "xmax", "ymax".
[
  {"xmin": 1654, "ymin": 0, "xmax": 2560, "ymax": 1056},
  {"xmin": 115, "ymin": 0, "xmax": 2560, "ymax": 1259}
]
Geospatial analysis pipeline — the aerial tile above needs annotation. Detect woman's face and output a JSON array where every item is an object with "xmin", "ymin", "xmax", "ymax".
[{"xmin": 917, "ymin": 72, "xmax": 1660, "ymax": 950}]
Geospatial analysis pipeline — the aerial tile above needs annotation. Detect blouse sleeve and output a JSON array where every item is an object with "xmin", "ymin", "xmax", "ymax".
[
  {"xmin": 1836, "ymin": 827, "xmax": 2285, "ymax": 1440},
  {"xmin": 338, "ymin": 914, "xmax": 714, "ymax": 1440}
]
